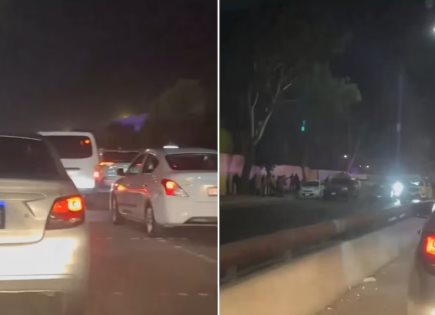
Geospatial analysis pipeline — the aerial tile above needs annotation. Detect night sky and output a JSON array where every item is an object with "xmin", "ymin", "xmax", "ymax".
[
  {"xmin": 221, "ymin": 0, "xmax": 435, "ymax": 172},
  {"xmin": 0, "ymin": 0, "xmax": 216, "ymax": 132}
]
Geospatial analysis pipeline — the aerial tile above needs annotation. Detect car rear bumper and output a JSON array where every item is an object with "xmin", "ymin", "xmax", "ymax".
[
  {"xmin": 156, "ymin": 197, "xmax": 217, "ymax": 226},
  {"xmin": 325, "ymin": 190, "xmax": 349, "ymax": 197},
  {"xmin": 0, "ymin": 224, "xmax": 89, "ymax": 293}
]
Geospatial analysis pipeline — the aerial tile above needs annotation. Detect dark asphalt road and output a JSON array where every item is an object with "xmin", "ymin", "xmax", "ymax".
[
  {"xmin": 0, "ymin": 194, "xmax": 218, "ymax": 315},
  {"xmin": 221, "ymin": 196, "xmax": 397, "ymax": 244}
]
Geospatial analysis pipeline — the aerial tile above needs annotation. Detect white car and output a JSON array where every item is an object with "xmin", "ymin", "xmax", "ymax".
[
  {"xmin": 109, "ymin": 147, "xmax": 217, "ymax": 236},
  {"xmin": 298, "ymin": 180, "xmax": 325, "ymax": 199},
  {"xmin": 0, "ymin": 135, "xmax": 89, "ymax": 315},
  {"xmin": 39, "ymin": 131, "xmax": 99, "ymax": 193}
]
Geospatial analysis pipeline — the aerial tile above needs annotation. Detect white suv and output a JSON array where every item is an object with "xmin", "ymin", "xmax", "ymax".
[{"xmin": 109, "ymin": 147, "xmax": 217, "ymax": 236}]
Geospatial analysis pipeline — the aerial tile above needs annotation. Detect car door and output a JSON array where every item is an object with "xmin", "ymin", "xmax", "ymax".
[
  {"xmin": 116, "ymin": 153, "xmax": 146, "ymax": 217},
  {"xmin": 128, "ymin": 154, "xmax": 159, "ymax": 220}
]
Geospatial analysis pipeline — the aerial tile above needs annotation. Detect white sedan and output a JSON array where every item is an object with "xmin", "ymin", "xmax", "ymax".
[
  {"xmin": 109, "ymin": 147, "xmax": 217, "ymax": 236},
  {"xmin": 298, "ymin": 180, "xmax": 325, "ymax": 199}
]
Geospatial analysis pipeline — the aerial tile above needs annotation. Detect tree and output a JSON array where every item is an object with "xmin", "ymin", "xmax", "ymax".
[
  {"xmin": 296, "ymin": 64, "xmax": 361, "ymax": 176},
  {"xmin": 222, "ymin": 5, "xmax": 352, "ymax": 192},
  {"xmin": 150, "ymin": 79, "xmax": 207, "ymax": 121},
  {"xmin": 139, "ymin": 78, "xmax": 215, "ymax": 148}
]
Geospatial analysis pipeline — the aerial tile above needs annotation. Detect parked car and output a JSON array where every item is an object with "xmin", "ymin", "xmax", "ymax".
[
  {"xmin": 39, "ymin": 131, "xmax": 99, "ymax": 193},
  {"xmin": 109, "ymin": 147, "xmax": 218, "ymax": 236},
  {"xmin": 368, "ymin": 182, "xmax": 392, "ymax": 200},
  {"xmin": 298, "ymin": 180, "xmax": 324, "ymax": 199},
  {"xmin": 408, "ymin": 210, "xmax": 435, "ymax": 314},
  {"xmin": 0, "ymin": 134, "xmax": 89, "ymax": 315},
  {"xmin": 397, "ymin": 180, "xmax": 433, "ymax": 203},
  {"xmin": 94, "ymin": 149, "xmax": 139, "ymax": 192},
  {"xmin": 323, "ymin": 175, "xmax": 359, "ymax": 200}
]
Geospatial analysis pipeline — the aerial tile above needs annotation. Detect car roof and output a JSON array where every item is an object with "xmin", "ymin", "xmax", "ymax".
[
  {"xmin": 0, "ymin": 134, "xmax": 44, "ymax": 141},
  {"xmin": 144, "ymin": 147, "xmax": 217, "ymax": 156},
  {"xmin": 38, "ymin": 131, "xmax": 95, "ymax": 137}
]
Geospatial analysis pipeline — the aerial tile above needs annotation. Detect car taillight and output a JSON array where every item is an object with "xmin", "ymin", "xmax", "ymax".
[
  {"xmin": 99, "ymin": 161, "xmax": 114, "ymax": 166},
  {"xmin": 93, "ymin": 170, "xmax": 100, "ymax": 179},
  {"xmin": 161, "ymin": 179, "xmax": 188, "ymax": 197},
  {"xmin": 46, "ymin": 195, "xmax": 85, "ymax": 230}
]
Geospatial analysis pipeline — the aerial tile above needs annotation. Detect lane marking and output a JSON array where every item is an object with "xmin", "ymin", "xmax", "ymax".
[
  {"xmin": 197, "ymin": 292, "xmax": 209, "ymax": 297},
  {"xmin": 111, "ymin": 291, "xmax": 123, "ymax": 296},
  {"xmin": 130, "ymin": 237, "xmax": 140, "ymax": 240},
  {"xmin": 177, "ymin": 292, "xmax": 188, "ymax": 297},
  {"xmin": 172, "ymin": 245, "xmax": 216, "ymax": 264}
]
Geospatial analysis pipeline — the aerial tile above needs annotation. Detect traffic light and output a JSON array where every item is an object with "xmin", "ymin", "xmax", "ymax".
[{"xmin": 300, "ymin": 120, "xmax": 306, "ymax": 133}]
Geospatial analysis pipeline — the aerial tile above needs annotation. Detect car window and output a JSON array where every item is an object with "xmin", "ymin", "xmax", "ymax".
[
  {"xmin": 44, "ymin": 135, "xmax": 92, "ymax": 159},
  {"xmin": 0, "ymin": 137, "xmax": 64, "ymax": 180},
  {"xmin": 166, "ymin": 153, "xmax": 217, "ymax": 171},
  {"xmin": 142, "ymin": 155, "xmax": 159, "ymax": 173},
  {"xmin": 101, "ymin": 151, "xmax": 138, "ymax": 163},
  {"xmin": 127, "ymin": 154, "xmax": 145, "ymax": 175}
]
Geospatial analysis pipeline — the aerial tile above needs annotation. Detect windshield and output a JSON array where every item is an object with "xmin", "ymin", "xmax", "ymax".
[
  {"xmin": 44, "ymin": 136, "xmax": 92, "ymax": 159},
  {"xmin": 101, "ymin": 151, "xmax": 138, "ymax": 163},
  {"xmin": 0, "ymin": 137, "xmax": 63, "ymax": 179},
  {"xmin": 166, "ymin": 153, "xmax": 217, "ymax": 171}
]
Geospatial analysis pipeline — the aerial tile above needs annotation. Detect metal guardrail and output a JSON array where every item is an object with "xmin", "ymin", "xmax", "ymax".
[{"xmin": 220, "ymin": 202, "xmax": 432, "ymax": 280}]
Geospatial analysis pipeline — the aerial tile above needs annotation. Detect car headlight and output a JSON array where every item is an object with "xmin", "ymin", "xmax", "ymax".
[{"xmin": 392, "ymin": 181, "xmax": 404, "ymax": 197}]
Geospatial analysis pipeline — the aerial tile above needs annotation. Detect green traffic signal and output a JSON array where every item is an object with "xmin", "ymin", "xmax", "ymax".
[{"xmin": 300, "ymin": 120, "xmax": 306, "ymax": 132}]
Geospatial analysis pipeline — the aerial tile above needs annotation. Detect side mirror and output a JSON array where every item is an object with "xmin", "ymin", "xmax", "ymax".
[{"xmin": 117, "ymin": 168, "xmax": 125, "ymax": 176}]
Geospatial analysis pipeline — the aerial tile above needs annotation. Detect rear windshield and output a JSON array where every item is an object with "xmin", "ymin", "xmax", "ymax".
[
  {"xmin": 166, "ymin": 153, "xmax": 217, "ymax": 171},
  {"xmin": 302, "ymin": 181, "xmax": 319, "ymax": 187},
  {"xmin": 0, "ymin": 137, "xmax": 63, "ymax": 179},
  {"xmin": 45, "ymin": 135, "xmax": 92, "ymax": 159},
  {"xmin": 101, "ymin": 151, "xmax": 138, "ymax": 163}
]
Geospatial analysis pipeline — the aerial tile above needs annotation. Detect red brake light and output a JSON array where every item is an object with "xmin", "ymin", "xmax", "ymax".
[
  {"xmin": 47, "ymin": 195, "xmax": 85, "ymax": 230},
  {"xmin": 425, "ymin": 235, "xmax": 435, "ymax": 255},
  {"xmin": 161, "ymin": 179, "xmax": 188, "ymax": 197}
]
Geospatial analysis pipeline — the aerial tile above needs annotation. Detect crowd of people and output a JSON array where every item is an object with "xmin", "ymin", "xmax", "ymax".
[{"xmin": 230, "ymin": 172, "xmax": 303, "ymax": 196}]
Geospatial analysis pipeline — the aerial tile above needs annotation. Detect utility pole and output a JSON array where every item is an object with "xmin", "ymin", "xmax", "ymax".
[{"xmin": 396, "ymin": 66, "xmax": 404, "ymax": 170}]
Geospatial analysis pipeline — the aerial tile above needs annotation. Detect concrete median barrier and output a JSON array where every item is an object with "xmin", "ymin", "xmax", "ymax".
[
  {"xmin": 220, "ymin": 217, "xmax": 423, "ymax": 315},
  {"xmin": 220, "ymin": 205, "xmax": 415, "ymax": 276}
]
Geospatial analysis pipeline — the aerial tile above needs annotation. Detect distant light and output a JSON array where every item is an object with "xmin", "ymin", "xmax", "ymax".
[
  {"xmin": 366, "ymin": 165, "xmax": 370, "ymax": 169},
  {"xmin": 412, "ymin": 199, "xmax": 421, "ymax": 204},
  {"xmin": 359, "ymin": 165, "xmax": 362, "ymax": 168},
  {"xmin": 343, "ymin": 154, "xmax": 349, "ymax": 159}
]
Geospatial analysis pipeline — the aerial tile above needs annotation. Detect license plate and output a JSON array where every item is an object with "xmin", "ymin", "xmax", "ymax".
[
  {"xmin": 0, "ymin": 201, "xmax": 5, "ymax": 229},
  {"xmin": 208, "ymin": 187, "xmax": 218, "ymax": 196}
]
